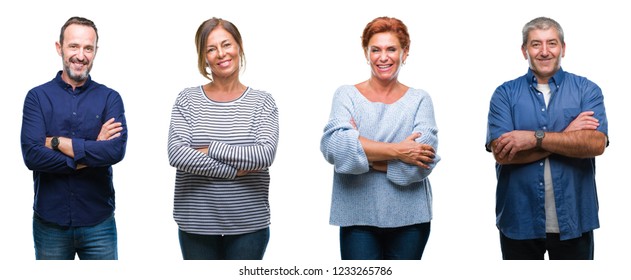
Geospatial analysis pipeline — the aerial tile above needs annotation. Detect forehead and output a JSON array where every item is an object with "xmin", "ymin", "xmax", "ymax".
[
  {"xmin": 206, "ymin": 27, "xmax": 235, "ymax": 44},
  {"xmin": 527, "ymin": 28, "xmax": 561, "ymax": 42},
  {"xmin": 368, "ymin": 32, "xmax": 401, "ymax": 47},
  {"xmin": 63, "ymin": 24, "xmax": 97, "ymax": 45}
]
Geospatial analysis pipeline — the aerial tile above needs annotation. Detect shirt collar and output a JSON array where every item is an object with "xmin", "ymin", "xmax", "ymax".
[
  {"xmin": 526, "ymin": 67, "xmax": 565, "ymax": 89},
  {"xmin": 53, "ymin": 70, "xmax": 93, "ymax": 92}
]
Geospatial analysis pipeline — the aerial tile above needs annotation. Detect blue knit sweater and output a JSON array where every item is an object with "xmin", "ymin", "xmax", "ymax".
[{"xmin": 320, "ymin": 85, "xmax": 440, "ymax": 227}]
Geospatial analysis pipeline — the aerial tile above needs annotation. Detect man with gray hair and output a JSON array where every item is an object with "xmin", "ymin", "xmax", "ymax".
[{"xmin": 485, "ymin": 17, "xmax": 608, "ymax": 260}]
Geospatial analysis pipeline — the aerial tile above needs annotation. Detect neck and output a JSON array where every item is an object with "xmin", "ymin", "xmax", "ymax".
[
  {"xmin": 367, "ymin": 77, "xmax": 401, "ymax": 95},
  {"xmin": 204, "ymin": 76, "xmax": 246, "ymax": 102}
]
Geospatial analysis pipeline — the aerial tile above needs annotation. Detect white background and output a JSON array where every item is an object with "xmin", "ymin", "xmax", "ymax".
[{"xmin": 1, "ymin": 0, "xmax": 628, "ymax": 278}]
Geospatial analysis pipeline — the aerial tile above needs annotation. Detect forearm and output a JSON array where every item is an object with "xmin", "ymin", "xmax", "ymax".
[
  {"xmin": 359, "ymin": 136, "xmax": 398, "ymax": 162},
  {"xmin": 206, "ymin": 141, "xmax": 277, "ymax": 170},
  {"xmin": 168, "ymin": 144, "xmax": 237, "ymax": 178},
  {"xmin": 493, "ymin": 147, "xmax": 551, "ymax": 165},
  {"xmin": 542, "ymin": 130, "xmax": 607, "ymax": 158},
  {"xmin": 77, "ymin": 136, "xmax": 127, "ymax": 167}
]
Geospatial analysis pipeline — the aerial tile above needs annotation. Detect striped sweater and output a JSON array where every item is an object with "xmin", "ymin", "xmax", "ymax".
[
  {"xmin": 320, "ymin": 85, "xmax": 440, "ymax": 228},
  {"xmin": 168, "ymin": 86, "xmax": 279, "ymax": 235}
]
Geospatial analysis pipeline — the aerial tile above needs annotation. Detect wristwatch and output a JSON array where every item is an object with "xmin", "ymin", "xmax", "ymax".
[
  {"xmin": 535, "ymin": 130, "xmax": 545, "ymax": 148},
  {"xmin": 51, "ymin": 136, "xmax": 60, "ymax": 151}
]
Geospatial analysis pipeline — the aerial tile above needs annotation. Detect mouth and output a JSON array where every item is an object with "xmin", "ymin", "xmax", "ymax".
[
  {"xmin": 376, "ymin": 64, "xmax": 393, "ymax": 70},
  {"xmin": 218, "ymin": 59, "xmax": 231, "ymax": 67}
]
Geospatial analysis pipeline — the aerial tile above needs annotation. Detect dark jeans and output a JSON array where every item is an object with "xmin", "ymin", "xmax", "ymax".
[
  {"xmin": 500, "ymin": 231, "xmax": 594, "ymax": 260},
  {"xmin": 33, "ymin": 213, "xmax": 118, "ymax": 260},
  {"xmin": 178, "ymin": 227, "xmax": 270, "ymax": 260},
  {"xmin": 340, "ymin": 222, "xmax": 431, "ymax": 260}
]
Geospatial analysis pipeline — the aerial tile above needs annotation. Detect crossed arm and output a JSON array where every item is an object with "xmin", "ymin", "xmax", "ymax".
[
  {"xmin": 491, "ymin": 111, "xmax": 607, "ymax": 165},
  {"xmin": 355, "ymin": 124, "xmax": 435, "ymax": 172},
  {"xmin": 44, "ymin": 118, "xmax": 123, "ymax": 169}
]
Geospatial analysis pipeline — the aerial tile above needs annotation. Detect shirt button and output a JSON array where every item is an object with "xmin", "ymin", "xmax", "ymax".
[
  {"xmin": 541, "ymin": 108, "xmax": 545, "ymax": 111},
  {"xmin": 540, "ymin": 162, "xmax": 544, "ymax": 166}
]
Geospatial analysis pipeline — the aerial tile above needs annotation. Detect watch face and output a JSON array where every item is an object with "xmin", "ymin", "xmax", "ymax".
[
  {"xmin": 52, "ymin": 137, "xmax": 59, "ymax": 149},
  {"xmin": 536, "ymin": 130, "xmax": 545, "ymax": 138}
]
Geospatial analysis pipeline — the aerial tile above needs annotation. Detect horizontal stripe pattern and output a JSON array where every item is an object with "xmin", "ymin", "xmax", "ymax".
[{"xmin": 168, "ymin": 86, "xmax": 279, "ymax": 235}]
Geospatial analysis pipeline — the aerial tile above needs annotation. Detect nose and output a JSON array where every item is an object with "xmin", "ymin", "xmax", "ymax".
[
  {"xmin": 541, "ymin": 44, "xmax": 550, "ymax": 56},
  {"xmin": 74, "ymin": 48, "xmax": 86, "ymax": 61},
  {"xmin": 217, "ymin": 47, "xmax": 226, "ymax": 58},
  {"xmin": 379, "ymin": 51, "xmax": 388, "ymax": 61}
]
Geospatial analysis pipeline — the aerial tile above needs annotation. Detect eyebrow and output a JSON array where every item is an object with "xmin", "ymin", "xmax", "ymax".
[{"xmin": 207, "ymin": 39, "xmax": 231, "ymax": 49}]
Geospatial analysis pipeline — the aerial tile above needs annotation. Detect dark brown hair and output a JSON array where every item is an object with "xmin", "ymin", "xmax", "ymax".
[
  {"xmin": 59, "ymin": 16, "xmax": 98, "ymax": 46},
  {"xmin": 195, "ymin": 17, "xmax": 246, "ymax": 80}
]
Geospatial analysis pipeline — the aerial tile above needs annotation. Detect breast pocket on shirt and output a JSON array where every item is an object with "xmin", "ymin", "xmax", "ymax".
[{"xmin": 80, "ymin": 112, "xmax": 106, "ymax": 140}]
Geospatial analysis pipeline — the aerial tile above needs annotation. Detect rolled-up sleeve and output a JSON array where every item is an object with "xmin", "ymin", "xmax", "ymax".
[{"xmin": 320, "ymin": 90, "xmax": 369, "ymax": 175}]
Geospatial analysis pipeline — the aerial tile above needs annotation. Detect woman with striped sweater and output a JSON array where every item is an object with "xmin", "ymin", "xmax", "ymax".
[{"xmin": 167, "ymin": 18, "xmax": 279, "ymax": 260}]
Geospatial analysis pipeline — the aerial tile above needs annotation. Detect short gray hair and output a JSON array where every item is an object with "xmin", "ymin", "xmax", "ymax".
[{"xmin": 522, "ymin": 17, "xmax": 564, "ymax": 47}]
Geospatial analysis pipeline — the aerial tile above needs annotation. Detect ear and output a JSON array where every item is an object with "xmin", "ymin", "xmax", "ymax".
[
  {"xmin": 561, "ymin": 43, "xmax": 566, "ymax": 58},
  {"xmin": 521, "ymin": 45, "xmax": 528, "ymax": 60},
  {"xmin": 55, "ymin": 41, "xmax": 62, "ymax": 57}
]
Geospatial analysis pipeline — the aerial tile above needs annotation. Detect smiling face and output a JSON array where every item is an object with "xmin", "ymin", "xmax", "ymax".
[
  {"xmin": 365, "ymin": 32, "xmax": 408, "ymax": 83},
  {"xmin": 56, "ymin": 24, "xmax": 97, "ymax": 87},
  {"xmin": 205, "ymin": 27, "xmax": 241, "ymax": 80},
  {"xmin": 522, "ymin": 28, "xmax": 565, "ymax": 84}
]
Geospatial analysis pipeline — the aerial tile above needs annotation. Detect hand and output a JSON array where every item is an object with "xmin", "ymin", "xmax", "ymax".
[
  {"xmin": 396, "ymin": 133, "xmax": 435, "ymax": 169},
  {"xmin": 564, "ymin": 111, "xmax": 599, "ymax": 132},
  {"xmin": 195, "ymin": 147, "xmax": 209, "ymax": 154},
  {"xmin": 493, "ymin": 130, "xmax": 536, "ymax": 161},
  {"xmin": 370, "ymin": 161, "xmax": 388, "ymax": 172},
  {"xmin": 97, "ymin": 118, "xmax": 123, "ymax": 141},
  {"xmin": 236, "ymin": 170, "xmax": 259, "ymax": 176},
  {"xmin": 350, "ymin": 118, "xmax": 357, "ymax": 129}
]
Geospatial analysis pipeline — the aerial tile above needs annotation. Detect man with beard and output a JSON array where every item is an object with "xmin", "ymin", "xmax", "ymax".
[
  {"xmin": 20, "ymin": 16, "xmax": 127, "ymax": 260},
  {"xmin": 485, "ymin": 17, "xmax": 609, "ymax": 260}
]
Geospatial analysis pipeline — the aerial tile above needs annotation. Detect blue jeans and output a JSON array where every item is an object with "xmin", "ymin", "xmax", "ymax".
[
  {"xmin": 500, "ymin": 231, "xmax": 594, "ymax": 260},
  {"xmin": 340, "ymin": 222, "xmax": 431, "ymax": 260},
  {"xmin": 178, "ymin": 227, "xmax": 270, "ymax": 260},
  {"xmin": 33, "ymin": 213, "xmax": 118, "ymax": 260}
]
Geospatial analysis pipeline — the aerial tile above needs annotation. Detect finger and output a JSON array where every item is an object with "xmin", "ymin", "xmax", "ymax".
[
  {"xmin": 406, "ymin": 132, "xmax": 421, "ymax": 141},
  {"xmin": 104, "ymin": 118, "xmax": 116, "ymax": 125},
  {"xmin": 108, "ymin": 133, "xmax": 121, "ymax": 140}
]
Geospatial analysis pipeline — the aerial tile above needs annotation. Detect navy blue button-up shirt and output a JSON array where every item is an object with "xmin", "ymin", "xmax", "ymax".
[
  {"xmin": 21, "ymin": 71, "xmax": 127, "ymax": 227},
  {"xmin": 486, "ymin": 68, "xmax": 608, "ymax": 240}
]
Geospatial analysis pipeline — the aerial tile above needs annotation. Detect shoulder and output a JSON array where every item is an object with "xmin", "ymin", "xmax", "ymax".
[
  {"xmin": 330, "ymin": 85, "xmax": 358, "ymax": 101},
  {"xmin": 335, "ymin": 85, "xmax": 356, "ymax": 95},
  {"xmin": 173, "ymin": 86, "xmax": 203, "ymax": 106},
  {"xmin": 561, "ymin": 70, "xmax": 600, "ymax": 90},
  {"xmin": 246, "ymin": 87, "xmax": 274, "ymax": 100},
  {"xmin": 90, "ymin": 80, "xmax": 123, "ymax": 98},
  {"xmin": 407, "ymin": 87, "xmax": 431, "ymax": 99}
]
